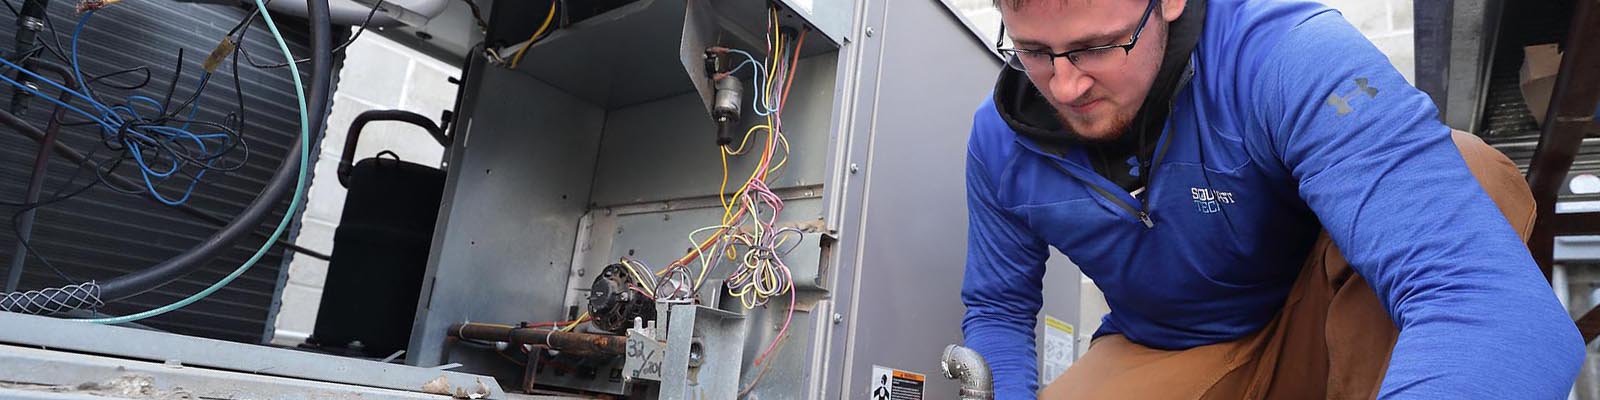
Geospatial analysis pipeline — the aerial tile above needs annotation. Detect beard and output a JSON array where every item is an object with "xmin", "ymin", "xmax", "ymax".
[{"xmin": 1052, "ymin": 100, "xmax": 1138, "ymax": 144}]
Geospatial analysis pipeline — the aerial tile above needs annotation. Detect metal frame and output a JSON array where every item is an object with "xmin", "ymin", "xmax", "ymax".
[
  {"xmin": 1414, "ymin": 0, "xmax": 1504, "ymax": 133},
  {"xmin": 0, "ymin": 312, "xmax": 506, "ymax": 399},
  {"xmin": 1521, "ymin": 0, "xmax": 1600, "ymax": 341},
  {"xmin": 0, "ymin": 344, "xmax": 449, "ymax": 400},
  {"xmin": 820, "ymin": 0, "xmax": 1083, "ymax": 398}
]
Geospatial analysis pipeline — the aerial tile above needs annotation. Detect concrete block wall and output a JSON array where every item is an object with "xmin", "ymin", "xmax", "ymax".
[
  {"xmin": 1319, "ymin": 0, "xmax": 1417, "ymax": 83},
  {"xmin": 270, "ymin": 34, "xmax": 460, "ymax": 346}
]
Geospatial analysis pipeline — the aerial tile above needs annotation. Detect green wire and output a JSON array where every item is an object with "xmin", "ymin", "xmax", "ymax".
[{"xmin": 82, "ymin": 0, "xmax": 310, "ymax": 324}]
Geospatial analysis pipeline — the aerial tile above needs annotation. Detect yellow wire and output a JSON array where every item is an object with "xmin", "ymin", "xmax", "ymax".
[
  {"xmin": 768, "ymin": 130, "xmax": 791, "ymax": 175},
  {"xmin": 686, "ymin": 225, "xmax": 734, "ymax": 291},
  {"xmin": 620, "ymin": 259, "xmax": 656, "ymax": 297},
  {"xmin": 721, "ymin": 125, "xmax": 773, "ymax": 224},
  {"xmin": 509, "ymin": 1, "xmax": 557, "ymax": 68},
  {"xmin": 560, "ymin": 312, "xmax": 588, "ymax": 332},
  {"xmin": 662, "ymin": 10, "xmax": 795, "ymax": 307}
]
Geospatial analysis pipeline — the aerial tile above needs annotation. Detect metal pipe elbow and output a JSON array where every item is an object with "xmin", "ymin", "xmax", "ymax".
[{"xmin": 941, "ymin": 344, "xmax": 994, "ymax": 400}]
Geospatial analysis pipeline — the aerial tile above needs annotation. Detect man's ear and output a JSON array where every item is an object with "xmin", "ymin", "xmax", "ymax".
[{"xmin": 1161, "ymin": 0, "xmax": 1187, "ymax": 23}]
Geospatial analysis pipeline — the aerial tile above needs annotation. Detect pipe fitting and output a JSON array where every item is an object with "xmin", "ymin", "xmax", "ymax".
[{"xmin": 941, "ymin": 344, "xmax": 994, "ymax": 400}]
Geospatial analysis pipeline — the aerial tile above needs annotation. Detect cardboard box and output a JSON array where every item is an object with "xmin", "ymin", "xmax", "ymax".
[{"xmin": 1521, "ymin": 43, "xmax": 1562, "ymax": 126}]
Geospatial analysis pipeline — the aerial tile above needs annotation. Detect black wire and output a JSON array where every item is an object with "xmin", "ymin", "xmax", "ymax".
[
  {"xmin": 3, "ymin": 0, "xmax": 72, "ymax": 65},
  {"xmin": 13, "ymin": 209, "xmax": 83, "ymax": 284},
  {"xmin": 86, "ymin": 65, "xmax": 152, "ymax": 91},
  {"xmin": 161, "ymin": 48, "xmax": 183, "ymax": 115},
  {"xmin": 33, "ymin": 67, "xmax": 159, "ymax": 129},
  {"xmin": 160, "ymin": 72, "xmax": 211, "ymax": 123},
  {"xmin": 4, "ymin": 147, "xmax": 130, "ymax": 285},
  {"xmin": 230, "ymin": 35, "xmax": 247, "ymax": 140},
  {"xmin": 235, "ymin": 0, "xmax": 384, "ymax": 69}
]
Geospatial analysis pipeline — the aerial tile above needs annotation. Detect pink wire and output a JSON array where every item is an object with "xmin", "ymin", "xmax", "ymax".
[{"xmin": 755, "ymin": 263, "xmax": 795, "ymax": 366}]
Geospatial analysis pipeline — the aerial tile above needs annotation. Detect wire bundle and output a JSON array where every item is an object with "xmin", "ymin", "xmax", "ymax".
[
  {"xmin": 0, "ymin": 0, "xmax": 320, "ymax": 324},
  {"xmin": 651, "ymin": 7, "xmax": 810, "ymax": 373},
  {"xmin": 0, "ymin": 10, "xmax": 248, "ymax": 206},
  {"xmin": 486, "ymin": 0, "xmax": 558, "ymax": 68}
]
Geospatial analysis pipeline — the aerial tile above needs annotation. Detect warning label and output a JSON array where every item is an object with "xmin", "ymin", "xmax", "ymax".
[
  {"xmin": 1040, "ymin": 315, "xmax": 1075, "ymax": 386},
  {"xmin": 870, "ymin": 365, "xmax": 925, "ymax": 400}
]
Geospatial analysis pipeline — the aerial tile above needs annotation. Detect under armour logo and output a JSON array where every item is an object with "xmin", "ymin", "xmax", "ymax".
[{"xmin": 1325, "ymin": 78, "xmax": 1379, "ymax": 116}]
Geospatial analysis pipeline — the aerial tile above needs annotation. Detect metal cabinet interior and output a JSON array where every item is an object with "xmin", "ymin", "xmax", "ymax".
[{"xmin": 409, "ymin": 0, "xmax": 1084, "ymax": 397}]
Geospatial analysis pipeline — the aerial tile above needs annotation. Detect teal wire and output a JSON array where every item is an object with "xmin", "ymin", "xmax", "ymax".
[{"xmin": 82, "ymin": 2, "xmax": 311, "ymax": 324}]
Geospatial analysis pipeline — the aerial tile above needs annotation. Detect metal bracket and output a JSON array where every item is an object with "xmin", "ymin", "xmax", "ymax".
[{"xmin": 621, "ymin": 304, "xmax": 748, "ymax": 399}]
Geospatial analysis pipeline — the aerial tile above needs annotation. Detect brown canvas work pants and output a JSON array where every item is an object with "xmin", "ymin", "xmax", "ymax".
[{"xmin": 1040, "ymin": 132, "xmax": 1537, "ymax": 400}]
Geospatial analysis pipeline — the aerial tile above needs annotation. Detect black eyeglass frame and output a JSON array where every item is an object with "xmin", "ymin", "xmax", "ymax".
[{"xmin": 993, "ymin": 0, "xmax": 1160, "ymax": 71}]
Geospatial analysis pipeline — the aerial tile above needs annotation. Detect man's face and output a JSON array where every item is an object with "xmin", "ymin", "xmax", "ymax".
[{"xmin": 1000, "ymin": 0, "xmax": 1185, "ymax": 142}]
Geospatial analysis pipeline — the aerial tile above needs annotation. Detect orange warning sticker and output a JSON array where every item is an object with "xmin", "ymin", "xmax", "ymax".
[
  {"xmin": 872, "ymin": 365, "xmax": 925, "ymax": 400},
  {"xmin": 892, "ymin": 370, "xmax": 924, "ymax": 382}
]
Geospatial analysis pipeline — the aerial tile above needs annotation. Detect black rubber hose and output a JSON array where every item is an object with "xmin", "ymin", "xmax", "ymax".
[
  {"xmin": 98, "ymin": 0, "xmax": 337, "ymax": 301},
  {"xmin": 0, "ymin": 2, "xmax": 334, "ymax": 311},
  {"xmin": 337, "ymin": 109, "xmax": 446, "ymax": 187}
]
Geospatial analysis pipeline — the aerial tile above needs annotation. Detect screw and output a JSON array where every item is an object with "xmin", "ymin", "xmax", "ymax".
[
  {"xmin": 577, "ymin": 269, "xmax": 586, "ymax": 277},
  {"xmin": 849, "ymin": 163, "xmax": 860, "ymax": 174},
  {"xmin": 832, "ymin": 313, "xmax": 843, "ymax": 324},
  {"xmin": 865, "ymin": 27, "xmax": 874, "ymax": 37}
]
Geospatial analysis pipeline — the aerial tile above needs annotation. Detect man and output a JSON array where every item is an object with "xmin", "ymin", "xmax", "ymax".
[{"xmin": 959, "ymin": 0, "xmax": 1586, "ymax": 398}]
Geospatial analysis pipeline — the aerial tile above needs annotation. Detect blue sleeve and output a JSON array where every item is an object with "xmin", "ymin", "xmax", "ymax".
[
  {"xmin": 1253, "ymin": 11, "xmax": 1584, "ymax": 398},
  {"xmin": 961, "ymin": 130, "xmax": 1049, "ymax": 400}
]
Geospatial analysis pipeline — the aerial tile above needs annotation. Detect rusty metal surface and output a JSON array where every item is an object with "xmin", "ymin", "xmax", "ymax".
[{"xmin": 449, "ymin": 323, "xmax": 628, "ymax": 358}]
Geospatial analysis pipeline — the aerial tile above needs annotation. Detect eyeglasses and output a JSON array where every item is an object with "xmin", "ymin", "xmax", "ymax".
[{"xmin": 995, "ymin": 0, "xmax": 1159, "ymax": 74}]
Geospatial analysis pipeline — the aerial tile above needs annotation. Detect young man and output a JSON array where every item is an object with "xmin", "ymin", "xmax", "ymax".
[{"xmin": 959, "ymin": 0, "xmax": 1586, "ymax": 398}]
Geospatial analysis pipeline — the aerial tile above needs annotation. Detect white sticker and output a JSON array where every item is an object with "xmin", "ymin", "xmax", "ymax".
[
  {"xmin": 870, "ymin": 365, "xmax": 925, "ymax": 400},
  {"xmin": 1040, "ymin": 315, "xmax": 1075, "ymax": 386}
]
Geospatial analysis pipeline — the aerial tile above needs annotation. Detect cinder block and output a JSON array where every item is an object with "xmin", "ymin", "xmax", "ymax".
[
  {"xmin": 1319, "ymin": 0, "xmax": 1390, "ymax": 36},
  {"xmin": 401, "ymin": 63, "xmax": 460, "ymax": 123},
  {"xmin": 292, "ymin": 218, "xmax": 338, "ymax": 254},
  {"xmin": 321, "ymin": 93, "xmax": 385, "ymax": 160},
  {"xmin": 270, "ymin": 282, "xmax": 324, "ymax": 345},
  {"xmin": 287, "ymin": 256, "xmax": 330, "ymax": 289},
  {"xmin": 301, "ymin": 154, "xmax": 348, "ymax": 224},
  {"xmin": 1369, "ymin": 33, "xmax": 1416, "ymax": 84},
  {"xmin": 1392, "ymin": 0, "xmax": 1413, "ymax": 31},
  {"xmin": 338, "ymin": 39, "xmax": 411, "ymax": 106}
]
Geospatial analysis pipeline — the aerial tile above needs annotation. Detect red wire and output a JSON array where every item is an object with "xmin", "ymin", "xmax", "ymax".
[{"xmin": 779, "ymin": 28, "xmax": 808, "ymax": 112}]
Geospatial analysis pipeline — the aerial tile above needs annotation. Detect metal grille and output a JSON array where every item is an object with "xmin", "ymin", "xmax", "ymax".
[
  {"xmin": 1476, "ymin": 0, "xmax": 1600, "ymax": 200},
  {"xmin": 0, "ymin": 1, "xmax": 337, "ymax": 343}
]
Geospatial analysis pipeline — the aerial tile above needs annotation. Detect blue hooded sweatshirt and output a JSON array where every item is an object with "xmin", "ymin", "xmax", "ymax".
[{"xmin": 960, "ymin": 0, "xmax": 1585, "ymax": 398}]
